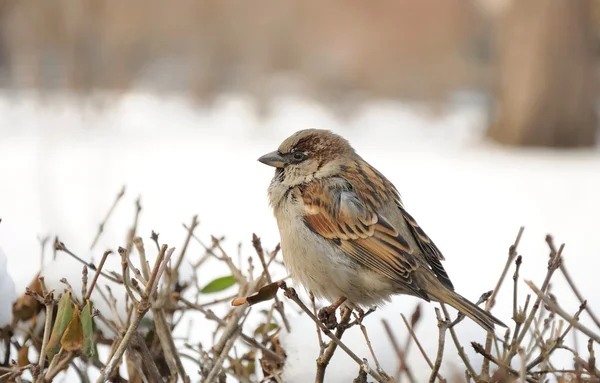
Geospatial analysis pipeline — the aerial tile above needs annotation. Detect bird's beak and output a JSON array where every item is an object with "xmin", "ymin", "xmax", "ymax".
[{"xmin": 258, "ymin": 150, "xmax": 286, "ymax": 168}]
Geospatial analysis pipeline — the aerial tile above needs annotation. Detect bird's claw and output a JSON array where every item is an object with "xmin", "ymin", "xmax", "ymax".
[{"xmin": 318, "ymin": 305, "xmax": 338, "ymax": 330}]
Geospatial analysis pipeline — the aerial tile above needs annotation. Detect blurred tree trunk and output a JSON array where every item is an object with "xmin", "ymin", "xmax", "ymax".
[{"xmin": 489, "ymin": 0, "xmax": 597, "ymax": 147}]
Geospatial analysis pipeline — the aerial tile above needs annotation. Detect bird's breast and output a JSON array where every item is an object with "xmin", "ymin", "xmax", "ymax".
[{"xmin": 274, "ymin": 207, "xmax": 395, "ymax": 308}]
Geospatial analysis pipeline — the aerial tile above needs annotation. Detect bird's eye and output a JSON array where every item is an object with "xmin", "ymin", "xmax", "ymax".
[{"xmin": 292, "ymin": 152, "xmax": 306, "ymax": 161}]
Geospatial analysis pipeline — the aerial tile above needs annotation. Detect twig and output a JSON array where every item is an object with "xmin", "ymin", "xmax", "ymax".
[
  {"xmin": 482, "ymin": 227, "xmax": 524, "ymax": 378},
  {"xmin": 125, "ymin": 197, "xmax": 142, "ymax": 255},
  {"xmin": 429, "ymin": 308, "xmax": 447, "ymax": 383},
  {"xmin": 98, "ymin": 245, "xmax": 173, "ymax": 382},
  {"xmin": 129, "ymin": 331, "xmax": 163, "ymax": 383},
  {"xmin": 205, "ymin": 307, "xmax": 253, "ymax": 382},
  {"xmin": 526, "ymin": 300, "xmax": 586, "ymax": 371},
  {"xmin": 252, "ymin": 235, "xmax": 289, "ymax": 332},
  {"xmin": 505, "ymin": 243, "xmax": 564, "ymax": 365},
  {"xmin": 211, "ymin": 236, "xmax": 247, "ymax": 285},
  {"xmin": 205, "ymin": 336, "xmax": 238, "ymax": 383},
  {"xmin": 545, "ymin": 235, "xmax": 600, "ymax": 330},
  {"xmin": 472, "ymin": 342, "xmax": 535, "ymax": 383},
  {"xmin": 178, "ymin": 297, "xmax": 284, "ymax": 362},
  {"xmin": 38, "ymin": 235, "xmax": 50, "ymax": 271},
  {"xmin": 353, "ymin": 312, "xmax": 389, "ymax": 380},
  {"xmin": 90, "ymin": 185, "xmax": 125, "ymax": 250},
  {"xmin": 152, "ymin": 308, "xmax": 190, "ymax": 382},
  {"xmin": 204, "ymin": 269, "xmax": 267, "ymax": 381},
  {"xmin": 310, "ymin": 292, "xmax": 325, "ymax": 356},
  {"xmin": 512, "ymin": 255, "xmax": 523, "ymax": 324},
  {"xmin": 44, "ymin": 350, "xmax": 73, "ymax": 382},
  {"xmin": 260, "ymin": 303, "xmax": 276, "ymax": 343},
  {"xmin": 401, "ymin": 314, "xmax": 434, "ymax": 370},
  {"xmin": 119, "ymin": 247, "xmax": 140, "ymax": 305},
  {"xmin": 382, "ymin": 319, "xmax": 416, "ymax": 383},
  {"xmin": 55, "ymin": 239, "xmax": 123, "ymax": 284},
  {"xmin": 525, "ymin": 281, "xmax": 600, "ymax": 345},
  {"xmin": 316, "ymin": 308, "xmax": 353, "ymax": 383},
  {"xmin": 488, "ymin": 227, "xmax": 524, "ymax": 311},
  {"xmin": 33, "ymin": 283, "xmax": 54, "ymax": 382},
  {"xmin": 133, "ymin": 237, "xmax": 151, "ymax": 283},
  {"xmin": 280, "ymin": 283, "xmax": 386, "ymax": 383},
  {"xmin": 439, "ymin": 304, "xmax": 478, "ymax": 380},
  {"xmin": 174, "ymin": 215, "xmax": 199, "ymax": 272}
]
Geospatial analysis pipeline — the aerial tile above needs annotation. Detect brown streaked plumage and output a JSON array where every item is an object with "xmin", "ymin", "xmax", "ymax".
[{"xmin": 258, "ymin": 128, "xmax": 506, "ymax": 333}]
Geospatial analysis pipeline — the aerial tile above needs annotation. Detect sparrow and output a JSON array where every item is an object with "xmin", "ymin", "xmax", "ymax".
[{"xmin": 258, "ymin": 128, "xmax": 506, "ymax": 333}]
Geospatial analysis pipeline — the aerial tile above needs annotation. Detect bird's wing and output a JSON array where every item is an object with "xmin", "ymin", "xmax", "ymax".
[
  {"xmin": 300, "ymin": 175, "xmax": 429, "ymax": 301},
  {"xmin": 399, "ymin": 207, "xmax": 454, "ymax": 290}
]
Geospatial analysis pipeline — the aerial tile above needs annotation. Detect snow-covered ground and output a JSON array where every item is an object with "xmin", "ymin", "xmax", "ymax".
[{"xmin": 1, "ymin": 90, "xmax": 599, "ymax": 382}]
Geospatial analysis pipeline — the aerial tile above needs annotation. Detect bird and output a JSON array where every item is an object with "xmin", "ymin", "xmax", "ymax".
[{"xmin": 258, "ymin": 128, "xmax": 506, "ymax": 333}]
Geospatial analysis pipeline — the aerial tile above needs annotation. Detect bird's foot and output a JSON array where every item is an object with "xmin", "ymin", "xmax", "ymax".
[
  {"xmin": 318, "ymin": 305, "xmax": 338, "ymax": 330},
  {"xmin": 356, "ymin": 308, "xmax": 365, "ymax": 320}
]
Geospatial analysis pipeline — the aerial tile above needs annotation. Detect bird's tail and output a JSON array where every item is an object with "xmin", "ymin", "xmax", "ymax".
[{"xmin": 424, "ymin": 278, "xmax": 506, "ymax": 333}]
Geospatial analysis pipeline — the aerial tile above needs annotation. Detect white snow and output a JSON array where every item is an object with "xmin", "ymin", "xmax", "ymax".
[
  {"xmin": 0, "ymin": 247, "xmax": 17, "ymax": 327},
  {"xmin": 1, "ymin": 90, "xmax": 599, "ymax": 382}
]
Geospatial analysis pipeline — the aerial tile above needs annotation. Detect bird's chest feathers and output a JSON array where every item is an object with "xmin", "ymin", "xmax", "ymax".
[{"xmin": 274, "ymin": 192, "xmax": 350, "ymax": 271}]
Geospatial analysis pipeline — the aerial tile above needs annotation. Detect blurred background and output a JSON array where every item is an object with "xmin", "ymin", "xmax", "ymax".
[
  {"xmin": 1, "ymin": 1, "xmax": 600, "ymax": 381},
  {"xmin": 1, "ymin": 0, "xmax": 599, "ymax": 146}
]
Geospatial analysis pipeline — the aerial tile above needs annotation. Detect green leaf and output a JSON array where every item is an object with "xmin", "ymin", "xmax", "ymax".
[
  {"xmin": 201, "ymin": 275, "xmax": 236, "ymax": 294},
  {"xmin": 253, "ymin": 322, "xmax": 278, "ymax": 335},
  {"xmin": 47, "ymin": 292, "xmax": 74, "ymax": 362},
  {"xmin": 81, "ymin": 301, "xmax": 97, "ymax": 359}
]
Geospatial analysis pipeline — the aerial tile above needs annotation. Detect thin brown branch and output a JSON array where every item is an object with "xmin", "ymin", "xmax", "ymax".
[
  {"xmin": 119, "ymin": 247, "xmax": 140, "ymax": 305},
  {"xmin": 129, "ymin": 331, "xmax": 163, "ymax": 383},
  {"xmin": 546, "ymin": 235, "xmax": 600, "ymax": 330},
  {"xmin": 152, "ymin": 308, "xmax": 190, "ymax": 382},
  {"xmin": 353, "ymin": 312, "xmax": 390, "ymax": 381},
  {"xmin": 55, "ymin": 239, "xmax": 123, "ymax": 284},
  {"xmin": 174, "ymin": 215, "xmax": 199, "ymax": 272},
  {"xmin": 504, "ymin": 243, "xmax": 564, "ymax": 366},
  {"xmin": 33, "ymin": 284, "xmax": 54, "ymax": 382},
  {"xmin": 310, "ymin": 291, "xmax": 326, "ymax": 356},
  {"xmin": 526, "ymin": 300, "xmax": 585, "ymax": 371},
  {"xmin": 280, "ymin": 283, "xmax": 386, "ymax": 383},
  {"xmin": 525, "ymin": 280, "xmax": 600, "ymax": 345},
  {"xmin": 252, "ymin": 234, "xmax": 289, "ymax": 332},
  {"xmin": 316, "ymin": 307, "xmax": 353, "ymax": 383},
  {"xmin": 439, "ymin": 304, "xmax": 478, "ymax": 381},
  {"xmin": 382, "ymin": 319, "xmax": 416, "ymax": 383},
  {"xmin": 98, "ymin": 245, "xmax": 173, "ymax": 382},
  {"xmin": 38, "ymin": 235, "xmax": 50, "ymax": 271},
  {"xmin": 43, "ymin": 350, "xmax": 73, "ymax": 382},
  {"xmin": 482, "ymin": 226, "xmax": 524, "ymax": 378},
  {"xmin": 472, "ymin": 342, "xmax": 535, "ymax": 383},
  {"xmin": 178, "ymin": 297, "xmax": 284, "ymax": 363},
  {"xmin": 90, "ymin": 185, "xmax": 125, "ymax": 250},
  {"xmin": 429, "ymin": 308, "xmax": 447, "ymax": 383},
  {"xmin": 401, "ymin": 313, "xmax": 434, "ymax": 370},
  {"xmin": 125, "ymin": 196, "xmax": 142, "ymax": 255}
]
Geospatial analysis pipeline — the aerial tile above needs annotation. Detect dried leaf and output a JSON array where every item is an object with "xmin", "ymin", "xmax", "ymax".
[
  {"xmin": 201, "ymin": 275, "xmax": 236, "ymax": 294},
  {"xmin": 12, "ymin": 274, "xmax": 42, "ymax": 322},
  {"xmin": 18, "ymin": 346, "xmax": 30, "ymax": 366},
  {"xmin": 81, "ymin": 300, "xmax": 97, "ymax": 359},
  {"xmin": 231, "ymin": 297, "xmax": 247, "ymax": 306},
  {"xmin": 47, "ymin": 292, "xmax": 74, "ymax": 361},
  {"xmin": 260, "ymin": 335, "xmax": 285, "ymax": 378},
  {"xmin": 61, "ymin": 305, "xmax": 83, "ymax": 352},
  {"xmin": 245, "ymin": 282, "xmax": 280, "ymax": 306}
]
